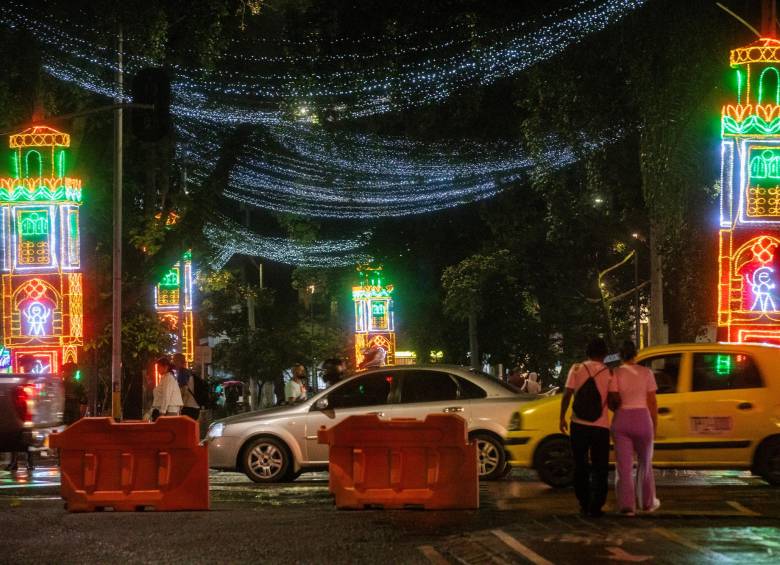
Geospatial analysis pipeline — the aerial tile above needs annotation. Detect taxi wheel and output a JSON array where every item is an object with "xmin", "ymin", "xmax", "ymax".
[
  {"xmin": 242, "ymin": 437, "xmax": 291, "ymax": 483},
  {"xmin": 535, "ymin": 437, "xmax": 574, "ymax": 488},
  {"xmin": 471, "ymin": 433, "xmax": 506, "ymax": 480},
  {"xmin": 756, "ymin": 437, "xmax": 780, "ymax": 486}
]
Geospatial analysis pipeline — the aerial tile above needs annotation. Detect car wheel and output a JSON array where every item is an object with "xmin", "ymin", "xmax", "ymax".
[
  {"xmin": 472, "ymin": 433, "xmax": 506, "ymax": 480},
  {"xmin": 756, "ymin": 437, "xmax": 780, "ymax": 486},
  {"xmin": 534, "ymin": 437, "xmax": 574, "ymax": 488},
  {"xmin": 242, "ymin": 437, "xmax": 291, "ymax": 483}
]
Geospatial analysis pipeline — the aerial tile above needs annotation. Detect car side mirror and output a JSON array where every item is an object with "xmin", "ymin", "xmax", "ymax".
[{"xmin": 315, "ymin": 398, "xmax": 329, "ymax": 411}]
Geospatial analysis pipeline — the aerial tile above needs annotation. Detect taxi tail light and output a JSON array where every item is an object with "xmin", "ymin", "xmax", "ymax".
[{"xmin": 13, "ymin": 385, "xmax": 34, "ymax": 423}]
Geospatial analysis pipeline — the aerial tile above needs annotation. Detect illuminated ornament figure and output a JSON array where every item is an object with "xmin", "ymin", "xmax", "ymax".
[
  {"xmin": 718, "ymin": 30, "xmax": 780, "ymax": 344},
  {"xmin": 154, "ymin": 248, "xmax": 195, "ymax": 381},
  {"xmin": 0, "ymin": 126, "xmax": 83, "ymax": 372},
  {"xmin": 352, "ymin": 266, "xmax": 395, "ymax": 366},
  {"xmin": 23, "ymin": 301, "xmax": 51, "ymax": 336},
  {"xmin": 746, "ymin": 267, "xmax": 776, "ymax": 312}
]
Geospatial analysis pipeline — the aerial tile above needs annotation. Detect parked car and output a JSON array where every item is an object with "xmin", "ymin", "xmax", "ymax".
[
  {"xmin": 0, "ymin": 372, "xmax": 64, "ymax": 453},
  {"xmin": 207, "ymin": 365, "xmax": 533, "ymax": 482},
  {"xmin": 505, "ymin": 343, "xmax": 780, "ymax": 487}
]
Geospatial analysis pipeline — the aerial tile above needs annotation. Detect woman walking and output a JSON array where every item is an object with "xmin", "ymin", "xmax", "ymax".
[{"xmin": 609, "ymin": 341, "xmax": 660, "ymax": 516}]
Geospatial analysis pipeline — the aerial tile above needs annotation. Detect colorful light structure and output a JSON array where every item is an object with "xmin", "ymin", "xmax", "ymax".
[
  {"xmin": 154, "ymin": 250, "xmax": 194, "ymax": 365},
  {"xmin": 352, "ymin": 266, "xmax": 395, "ymax": 366},
  {"xmin": 718, "ymin": 37, "xmax": 780, "ymax": 344},
  {"xmin": 0, "ymin": 126, "xmax": 83, "ymax": 372}
]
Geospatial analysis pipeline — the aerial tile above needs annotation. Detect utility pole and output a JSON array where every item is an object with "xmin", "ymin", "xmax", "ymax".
[
  {"xmin": 111, "ymin": 25, "xmax": 124, "ymax": 420},
  {"xmin": 634, "ymin": 246, "xmax": 641, "ymax": 348}
]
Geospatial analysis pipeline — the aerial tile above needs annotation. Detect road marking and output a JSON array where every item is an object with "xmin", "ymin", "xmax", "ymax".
[
  {"xmin": 492, "ymin": 529, "xmax": 555, "ymax": 565},
  {"xmin": 726, "ymin": 500, "xmax": 761, "ymax": 516},
  {"xmin": 603, "ymin": 547, "xmax": 653, "ymax": 562},
  {"xmin": 652, "ymin": 527, "xmax": 732, "ymax": 562},
  {"xmin": 418, "ymin": 545, "xmax": 450, "ymax": 565}
]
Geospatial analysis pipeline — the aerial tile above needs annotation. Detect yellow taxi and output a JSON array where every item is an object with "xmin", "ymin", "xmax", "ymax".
[{"xmin": 505, "ymin": 342, "xmax": 780, "ymax": 487}]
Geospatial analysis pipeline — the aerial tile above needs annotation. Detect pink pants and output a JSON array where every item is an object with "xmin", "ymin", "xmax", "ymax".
[{"xmin": 612, "ymin": 408, "xmax": 656, "ymax": 512}]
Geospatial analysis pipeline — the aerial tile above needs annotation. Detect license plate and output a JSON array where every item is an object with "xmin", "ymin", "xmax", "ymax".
[{"xmin": 689, "ymin": 416, "xmax": 733, "ymax": 435}]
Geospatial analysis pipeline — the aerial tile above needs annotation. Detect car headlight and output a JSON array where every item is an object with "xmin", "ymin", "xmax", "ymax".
[
  {"xmin": 207, "ymin": 423, "xmax": 224, "ymax": 439},
  {"xmin": 508, "ymin": 412, "xmax": 522, "ymax": 431}
]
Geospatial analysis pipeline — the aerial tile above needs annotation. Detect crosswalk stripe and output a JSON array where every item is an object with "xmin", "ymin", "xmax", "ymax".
[
  {"xmin": 652, "ymin": 527, "xmax": 733, "ymax": 562},
  {"xmin": 491, "ymin": 529, "xmax": 555, "ymax": 565},
  {"xmin": 418, "ymin": 545, "xmax": 450, "ymax": 564}
]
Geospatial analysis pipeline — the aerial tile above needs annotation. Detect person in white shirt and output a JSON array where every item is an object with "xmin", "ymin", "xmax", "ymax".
[
  {"xmin": 285, "ymin": 364, "xmax": 307, "ymax": 404},
  {"xmin": 609, "ymin": 340, "xmax": 660, "ymax": 516},
  {"xmin": 149, "ymin": 357, "xmax": 184, "ymax": 420}
]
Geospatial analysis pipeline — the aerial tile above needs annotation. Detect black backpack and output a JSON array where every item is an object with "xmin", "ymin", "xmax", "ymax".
[
  {"xmin": 572, "ymin": 364, "xmax": 608, "ymax": 422},
  {"xmin": 191, "ymin": 374, "xmax": 213, "ymax": 409}
]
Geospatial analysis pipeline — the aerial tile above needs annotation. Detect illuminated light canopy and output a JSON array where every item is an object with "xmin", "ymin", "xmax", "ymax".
[{"xmin": 0, "ymin": 125, "xmax": 83, "ymax": 372}]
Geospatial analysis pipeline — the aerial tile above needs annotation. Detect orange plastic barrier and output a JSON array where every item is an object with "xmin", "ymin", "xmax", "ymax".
[
  {"xmin": 49, "ymin": 416, "xmax": 209, "ymax": 512},
  {"xmin": 317, "ymin": 414, "xmax": 478, "ymax": 510}
]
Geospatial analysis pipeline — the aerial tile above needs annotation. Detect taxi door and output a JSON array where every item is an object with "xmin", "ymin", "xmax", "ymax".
[
  {"xmin": 637, "ymin": 351, "xmax": 690, "ymax": 466},
  {"xmin": 680, "ymin": 350, "xmax": 766, "ymax": 466}
]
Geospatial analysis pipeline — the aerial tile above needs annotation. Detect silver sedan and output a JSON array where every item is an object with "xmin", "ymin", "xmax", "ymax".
[{"xmin": 207, "ymin": 365, "xmax": 534, "ymax": 482}]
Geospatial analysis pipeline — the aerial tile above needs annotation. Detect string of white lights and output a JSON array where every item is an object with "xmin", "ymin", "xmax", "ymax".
[
  {"xmin": 204, "ymin": 218, "xmax": 372, "ymax": 268},
  {"xmin": 2, "ymin": 0, "xmax": 647, "ymax": 117}
]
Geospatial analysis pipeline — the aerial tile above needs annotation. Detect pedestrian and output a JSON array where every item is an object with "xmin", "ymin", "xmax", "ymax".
[
  {"xmin": 322, "ymin": 357, "xmax": 346, "ymax": 387},
  {"xmin": 508, "ymin": 367, "xmax": 526, "ymax": 389},
  {"xmin": 285, "ymin": 364, "xmax": 307, "ymax": 403},
  {"xmin": 6, "ymin": 355, "xmax": 37, "ymax": 471},
  {"xmin": 523, "ymin": 372, "xmax": 542, "ymax": 394},
  {"xmin": 609, "ymin": 340, "xmax": 660, "ymax": 516},
  {"xmin": 358, "ymin": 343, "xmax": 386, "ymax": 369},
  {"xmin": 147, "ymin": 357, "xmax": 183, "ymax": 421},
  {"xmin": 260, "ymin": 378, "xmax": 275, "ymax": 408},
  {"xmin": 559, "ymin": 337, "xmax": 613, "ymax": 518},
  {"xmin": 173, "ymin": 353, "xmax": 200, "ymax": 421},
  {"xmin": 62, "ymin": 362, "xmax": 87, "ymax": 425}
]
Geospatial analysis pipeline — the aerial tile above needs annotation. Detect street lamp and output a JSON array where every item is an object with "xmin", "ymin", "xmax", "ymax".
[{"xmin": 307, "ymin": 284, "xmax": 316, "ymax": 393}]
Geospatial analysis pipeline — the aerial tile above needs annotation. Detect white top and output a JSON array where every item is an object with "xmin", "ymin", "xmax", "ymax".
[
  {"xmin": 565, "ymin": 360, "xmax": 612, "ymax": 429},
  {"xmin": 285, "ymin": 379, "xmax": 306, "ymax": 402},
  {"xmin": 153, "ymin": 372, "xmax": 184, "ymax": 415},
  {"xmin": 363, "ymin": 346, "xmax": 387, "ymax": 368},
  {"xmin": 610, "ymin": 364, "xmax": 657, "ymax": 409},
  {"xmin": 524, "ymin": 372, "xmax": 541, "ymax": 394}
]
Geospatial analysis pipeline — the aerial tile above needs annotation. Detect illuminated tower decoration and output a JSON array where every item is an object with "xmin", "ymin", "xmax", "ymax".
[
  {"xmin": 353, "ymin": 266, "xmax": 395, "ymax": 366},
  {"xmin": 0, "ymin": 126, "xmax": 83, "ymax": 372},
  {"xmin": 718, "ymin": 36, "xmax": 780, "ymax": 344},
  {"xmin": 154, "ymin": 251, "xmax": 194, "ymax": 365}
]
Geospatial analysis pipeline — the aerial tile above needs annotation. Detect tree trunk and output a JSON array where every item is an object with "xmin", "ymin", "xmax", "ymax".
[
  {"xmin": 649, "ymin": 222, "xmax": 667, "ymax": 346},
  {"xmin": 468, "ymin": 304, "xmax": 479, "ymax": 370}
]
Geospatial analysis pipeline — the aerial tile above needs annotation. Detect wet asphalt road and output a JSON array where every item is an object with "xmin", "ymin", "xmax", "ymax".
[{"xmin": 1, "ymin": 463, "xmax": 780, "ymax": 564}]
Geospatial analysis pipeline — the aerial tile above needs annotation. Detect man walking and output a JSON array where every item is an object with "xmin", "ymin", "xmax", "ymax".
[
  {"xmin": 559, "ymin": 338, "xmax": 612, "ymax": 517},
  {"xmin": 173, "ymin": 353, "xmax": 200, "ymax": 421}
]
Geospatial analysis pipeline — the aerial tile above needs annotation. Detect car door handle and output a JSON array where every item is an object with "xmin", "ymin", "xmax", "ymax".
[
  {"xmin": 737, "ymin": 402, "xmax": 753, "ymax": 411},
  {"xmin": 367, "ymin": 411, "xmax": 385, "ymax": 418},
  {"xmin": 658, "ymin": 407, "xmax": 671, "ymax": 415},
  {"xmin": 443, "ymin": 406, "xmax": 464, "ymax": 413}
]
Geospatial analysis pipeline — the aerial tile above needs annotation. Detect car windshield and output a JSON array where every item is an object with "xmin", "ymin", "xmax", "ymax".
[{"xmin": 469, "ymin": 369, "xmax": 522, "ymax": 393}]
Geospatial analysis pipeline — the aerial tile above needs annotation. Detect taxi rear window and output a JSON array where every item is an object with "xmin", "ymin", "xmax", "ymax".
[{"xmin": 692, "ymin": 353, "xmax": 764, "ymax": 391}]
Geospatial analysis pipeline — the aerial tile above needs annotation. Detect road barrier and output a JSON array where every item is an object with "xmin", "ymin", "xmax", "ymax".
[
  {"xmin": 50, "ymin": 416, "xmax": 209, "ymax": 512},
  {"xmin": 317, "ymin": 413, "xmax": 478, "ymax": 510}
]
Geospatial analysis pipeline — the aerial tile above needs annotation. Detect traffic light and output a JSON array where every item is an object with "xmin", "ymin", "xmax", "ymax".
[{"xmin": 131, "ymin": 68, "xmax": 171, "ymax": 142}]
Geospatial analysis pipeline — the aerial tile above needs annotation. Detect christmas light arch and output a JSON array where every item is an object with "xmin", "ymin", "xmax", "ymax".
[{"xmin": 0, "ymin": 126, "xmax": 83, "ymax": 372}]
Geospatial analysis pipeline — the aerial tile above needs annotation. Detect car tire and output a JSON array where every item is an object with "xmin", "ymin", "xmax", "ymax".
[
  {"xmin": 534, "ymin": 437, "xmax": 574, "ymax": 488},
  {"xmin": 242, "ymin": 437, "xmax": 291, "ymax": 483},
  {"xmin": 471, "ymin": 433, "xmax": 506, "ymax": 480},
  {"xmin": 755, "ymin": 436, "xmax": 780, "ymax": 486}
]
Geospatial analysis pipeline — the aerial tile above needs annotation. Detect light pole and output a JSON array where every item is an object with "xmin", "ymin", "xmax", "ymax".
[
  {"xmin": 307, "ymin": 284, "xmax": 316, "ymax": 393},
  {"xmin": 632, "ymin": 232, "xmax": 647, "ymax": 348}
]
